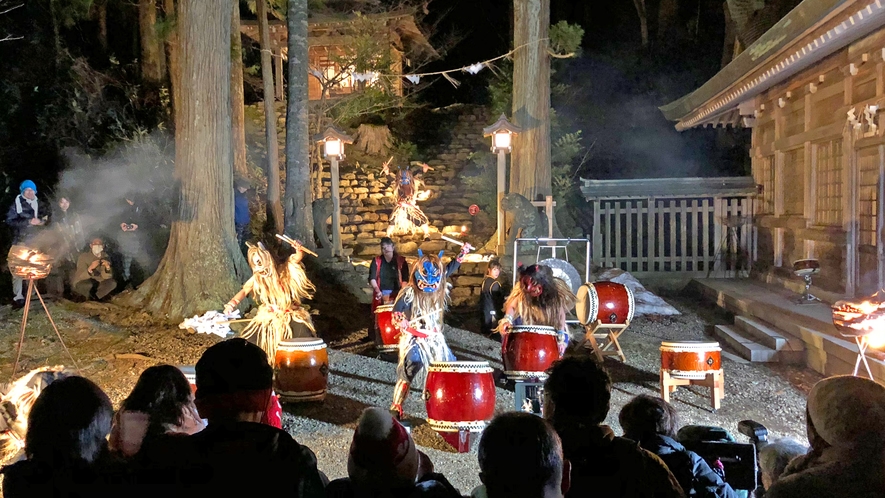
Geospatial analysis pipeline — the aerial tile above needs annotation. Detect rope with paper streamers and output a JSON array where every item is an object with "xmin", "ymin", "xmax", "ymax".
[{"xmin": 359, "ymin": 37, "xmax": 558, "ymax": 89}]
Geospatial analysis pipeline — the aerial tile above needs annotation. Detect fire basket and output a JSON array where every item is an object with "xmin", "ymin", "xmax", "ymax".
[
  {"xmin": 832, "ymin": 298, "xmax": 885, "ymax": 380},
  {"xmin": 6, "ymin": 245, "xmax": 79, "ymax": 381}
]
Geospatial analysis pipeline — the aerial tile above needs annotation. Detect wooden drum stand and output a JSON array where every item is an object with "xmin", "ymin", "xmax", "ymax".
[{"xmin": 659, "ymin": 341, "xmax": 725, "ymax": 411}]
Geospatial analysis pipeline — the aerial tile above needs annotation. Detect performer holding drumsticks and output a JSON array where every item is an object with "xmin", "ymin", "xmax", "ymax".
[
  {"xmin": 496, "ymin": 264, "xmax": 576, "ymax": 357},
  {"xmin": 223, "ymin": 235, "xmax": 318, "ymax": 363},
  {"xmin": 389, "ymin": 242, "xmax": 472, "ymax": 420}
]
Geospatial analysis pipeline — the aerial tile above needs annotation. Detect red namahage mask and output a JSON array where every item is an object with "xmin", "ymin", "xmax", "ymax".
[{"xmin": 521, "ymin": 275, "xmax": 543, "ymax": 297}]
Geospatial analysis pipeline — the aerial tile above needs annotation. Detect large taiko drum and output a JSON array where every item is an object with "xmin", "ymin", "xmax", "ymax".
[
  {"xmin": 575, "ymin": 281, "xmax": 635, "ymax": 326},
  {"xmin": 660, "ymin": 341, "xmax": 721, "ymax": 380},
  {"xmin": 374, "ymin": 304, "xmax": 400, "ymax": 352},
  {"xmin": 424, "ymin": 361, "xmax": 496, "ymax": 451},
  {"xmin": 502, "ymin": 325, "xmax": 560, "ymax": 380},
  {"xmin": 274, "ymin": 338, "xmax": 329, "ymax": 402},
  {"xmin": 177, "ymin": 365, "xmax": 197, "ymax": 394}
]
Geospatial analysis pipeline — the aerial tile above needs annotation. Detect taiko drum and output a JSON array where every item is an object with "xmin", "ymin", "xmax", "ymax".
[
  {"xmin": 274, "ymin": 338, "xmax": 329, "ymax": 402},
  {"xmin": 575, "ymin": 281, "xmax": 635, "ymax": 326},
  {"xmin": 660, "ymin": 341, "xmax": 722, "ymax": 380},
  {"xmin": 424, "ymin": 361, "xmax": 495, "ymax": 449},
  {"xmin": 374, "ymin": 304, "xmax": 400, "ymax": 352},
  {"xmin": 177, "ymin": 365, "xmax": 197, "ymax": 394},
  {"xmin": 502, "ymin": 325, "xmax": 560, "ymax": 380}
]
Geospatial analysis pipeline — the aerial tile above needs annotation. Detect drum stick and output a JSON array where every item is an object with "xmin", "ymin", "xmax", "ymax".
[
  {"xmin": 440, "ymin": 235, "xmax": 465, "ymax": 246},
  {"xmin": 275, "ymin": 234, "xmax": 319, "ymax": 257}
]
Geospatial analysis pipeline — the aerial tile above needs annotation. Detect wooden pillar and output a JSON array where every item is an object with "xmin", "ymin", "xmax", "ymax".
[
  {"xmin": 592, "ymin": 199, "xmax": 602, "ymax": 266},
  {"xmin": 844, "ymin": 68, "xmax": 857, "ymax": 296},
  {"xmin": 497, "ymin": 151, "xmax": 506, "ymax": 255},
  {"xmin": 273, "ymin": 47, "xmax": 284, "ymax": 101},
  {"xmin": 330, "ymin": 156, "xmax": 342, "ymax": 256}
]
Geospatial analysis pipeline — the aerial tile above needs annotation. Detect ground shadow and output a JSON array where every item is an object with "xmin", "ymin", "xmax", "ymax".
[{"xmin": 283, "ymin": 392, "xmax": 371, "ymax": 428}]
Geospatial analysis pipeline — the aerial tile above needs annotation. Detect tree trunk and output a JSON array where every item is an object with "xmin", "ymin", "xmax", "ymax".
[
  {"xmin": 97, "ymin": 0, "xmax": 108, "ymax": 53},
  {"xmin": 231, "ymin": 0, "xmax": 248, "ymax": 178},
  {"xmin": 657, "ymin": 0, "xmax": 678, "ymax": 43},
  {"xmin": 284, "ymin": 0, "xmax": 314, "ymax": 247},
  {"xmin": 257, "ymin": 0, "xmax": 284, "ymax": 235},
  {"xmin": 139, "ymin": 0, "xmax": 163, "ymax": 84},
  {"xmin": 163, "ymin": 0, "xmax": 180, "ymax": 118},
  {"xmin": 128, "ymin": 0, "xmax": 247, "ymax": 321},
  {"xmin": 354, "ymin": 124, "xmax": 393, "ymax": 155},
  {"xmin": 510, "ymin": 0, "xmax": 551, "ymax": 201},
  {"xmin": 632, "ymin": 0, "xmax": 649, "ymax": 48}
]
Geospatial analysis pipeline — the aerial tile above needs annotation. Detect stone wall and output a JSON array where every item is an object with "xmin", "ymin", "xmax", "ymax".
[{"xmin": 246, "ymin": 103, "xmax": 495, "ymax": 306}]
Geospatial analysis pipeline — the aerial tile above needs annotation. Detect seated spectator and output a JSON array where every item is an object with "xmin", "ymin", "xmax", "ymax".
[
  {"xmin": 0, "ymin": 376, "xmax": 121, "ymax": 498},
  {"xmin": 109, "ymin": 365, "xmax": 205, "ymax": 458},
  {"xmin": 766, "ymin": 375, "xmax": 885, "ymax": 498},
  {"xmin": 46, "ymin": 195, "xmax": 84, "ymax": 299},
  {"xmin": 174, "ymin": 338, "xmax": 325, "ymax": 496},
  {"xmin": 619, "ymin": 395, "xmax": 737, "ymax": 498},
  {"xmin": 72, "ymin": 238, "xmax": 117, "ymax": 301},
  {"xmin": 758, "ymin": 439, "xmax": 808, "ymax": 491},
  {"xmin": 476, "ymin": 412, "xmax": 569, "ymax": 498},
  {"xmin": 543, "ymin": 355, "xmax": 685, "ymax": 498},
  {"xmin": 326, "ymin": 407, "xmax": 461, "ymax": 498}
]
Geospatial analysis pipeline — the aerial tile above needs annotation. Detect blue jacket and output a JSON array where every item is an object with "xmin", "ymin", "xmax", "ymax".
[
  {"xmin": 5, "ymin": 195, "xmax": 41, "ymax": 244},
  {"xmin": 234, "ymin": 190, "xmax": 250, "ymax": 226},
  {"xmin": 642, "ymin": 435, "xmax": 737, "ymax": 498}
]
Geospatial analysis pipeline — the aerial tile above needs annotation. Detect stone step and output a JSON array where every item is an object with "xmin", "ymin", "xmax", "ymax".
[
  {"xmin": 713, "ymin": 324, "xmax": 778, "ymax": 363},
  {"xmin": 733, "ymin": 316, "xmax": 806, "ymax": 364}
]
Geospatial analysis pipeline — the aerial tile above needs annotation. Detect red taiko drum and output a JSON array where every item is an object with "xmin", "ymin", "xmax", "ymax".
[
  {"xmin": 502, "ymin": 325, "xmax": 559, "ymax": 380},
  {"xmin": 660, "ymin": 341, "xmax": 722, "ymax": 380},
  {"xmin": 575, "ymin": 281, "xmax": 635, "ymax": 326},
  {"xmin": 274, "ymin": 338, "xmax": 329, "ymax": 402},
  {"xmin": 177, "ymin": 365, "xmax": 197, "ymax": 394},
  {"xmin": 375, "ymin": 304, "xmax": 400, "ymax": 352},
  {"xmin": 424, "ymin": 361, "xmax": 495, "ymax": 451}
]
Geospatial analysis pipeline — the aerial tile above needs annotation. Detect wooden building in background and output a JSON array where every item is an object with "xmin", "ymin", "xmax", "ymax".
[
  {"xmin": 662, "ymin": 0, "xmax": 885, "ymax": 298},
  {"xmin": 240, "ymin": 10, "xmax": 436, "ymax": 101}
]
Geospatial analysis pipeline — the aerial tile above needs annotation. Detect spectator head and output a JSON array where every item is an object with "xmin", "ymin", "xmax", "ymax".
[
  {"xmin": 234, "ymin": 178, "xmax": 250, "ymax": 193},
  {"xmin": 543, "ymin": 355, "xmax": 612, "ymax": 428},
  {"xmin": 57, "ymin": 196, "xmax": 70, "ymax": 212},
  {"xmin": 486, "ymin": 259, "xmax": 502, "ymax": 278},
  {"xmin": 805, "ymin": 375, "xmax": 885, "ymax": 453},
  {"xmin": 19, "ymin": 180, "xmax": 36, "ymax": 199},
  {"xmin": 122, "ymin": 365, "xmax": 195, "ymax": 436},
  {"xmin": 618, "ymin": 394, "xmax": 679, "ymax": 442},
  {"xmin": 347, "ymin": 407, "xmax": 419, "ymax": 492},
  {"xmin": 25, "ymin": 376, "xmax": 112, "ymax": 466},
  {"xmin": 380, "ymin": 237, "xmax": 395, "ymax": 258},
  {"xmin": 759, "ymin": 438, "xmax": 808, "ymax": 490},
  {"xmin": 194, "ymin": 338, "xmax": 273, "ymax": 424},
  {"xmin": 90, "ymin": 238, "xmax": 104, "ymax": 256},
  {"xmin": 479, "ymin": 412, "xmax": 569, "ymax": 498}
]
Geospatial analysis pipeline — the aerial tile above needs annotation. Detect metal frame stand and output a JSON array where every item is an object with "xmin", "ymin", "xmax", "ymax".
[
  {"xmin": 852, "ymin": 336, "xmax": 875, "ymax": 380},
  {"xmin": 10, "ymin": 277, "xmax": 80, "ymax": 381},
  {"xmin": 796, "ymin": 274, "xmax": 821, "ymax": 304}
]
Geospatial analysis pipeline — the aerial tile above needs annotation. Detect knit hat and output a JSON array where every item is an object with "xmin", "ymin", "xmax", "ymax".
[
  {"xmin": 19, "ymin": 180, "xmax": 36, "ymax": 194},
  {"xmin": 807, "ymin": 375, "xmax": 885, "ymax": 450},
  {"xmin": 347, "ymin": 407, "xmax": 419, "ymax": 490},
  {"xmin": 193, "ymin": 339, "xmax": 273, "ymax": 420}
]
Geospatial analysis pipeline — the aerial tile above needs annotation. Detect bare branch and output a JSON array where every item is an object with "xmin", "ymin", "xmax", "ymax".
[
  {"xmin": 0, "ymin": 34, "xmax": 23, "ymax": 42},
  {"xmin": 0, "ymin": 2, "xmax": 23, "ymax": 16}
]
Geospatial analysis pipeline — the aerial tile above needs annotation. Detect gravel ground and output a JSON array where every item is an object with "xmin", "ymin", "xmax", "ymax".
[{"xmin": 0, "ymin": 290, "xmax": 816, "ymax": 496}]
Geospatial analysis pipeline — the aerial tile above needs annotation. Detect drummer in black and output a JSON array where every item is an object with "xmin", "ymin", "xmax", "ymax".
[
  {"xmin": 479, "ymin": 259, "xmax": 504, "ymax": 338},
  {"xmin": 368, "ymin": 237, "xmax": 409, "ymax": 343}
]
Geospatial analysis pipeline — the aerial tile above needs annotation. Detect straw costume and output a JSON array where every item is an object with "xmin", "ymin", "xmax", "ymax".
[
  {"xmin": 387, "ymin": 168, "xmax": 430, "ymax": 238},
  {"xmin": 389, "ymin": 244, "xmax": 472, "ymax": 419},
  {"xmin": 224, "ymin": 241, "xmax": 316, "ymax": 363}
]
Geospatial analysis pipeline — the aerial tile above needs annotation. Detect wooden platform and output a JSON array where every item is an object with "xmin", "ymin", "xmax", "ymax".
[{"xmin": 692, "ymin": 279, "xmax": 885, "ymax": 383}]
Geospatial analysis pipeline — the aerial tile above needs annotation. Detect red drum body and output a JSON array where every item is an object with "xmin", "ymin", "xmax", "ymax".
[
  {"xmin": 274, "ymin": 338, "xmax": 329, "ymax": 402},
  {"xmin": 424, "ymin": 361, "xmax": 496, "ymax": 451},
  {"xmin": 177, "ymin": 365, "xmax": 197, "ymax": 394},
  {"xmin": 660, "ymin": 341, "xmax": 721, "ymax": 380},
  {"xmin": 375, "ymin": 304, "xmax": 400, "ymax": 352},
  {"xmin": 576, "ymin": 281, "xmax": 635, "ymax": 326},
  {"xmin": 502, "ymin": 325, "xmax": 559, "ymax": 380}
]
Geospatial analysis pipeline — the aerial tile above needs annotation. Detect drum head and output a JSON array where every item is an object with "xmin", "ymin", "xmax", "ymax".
[
  {"xmin": 575, "ymin": 284, "xmax": 597, "ymax": 325},
  {"xmin": 660, "ymin": 341, "xmax": 720, "ymax": 350},
  {"xmin": 279, "ymin": 337, "xmax": 326, "ymax": 348},
  {"xmin": 427, "ymin": 361, "xmax": 493, "ymax": 373},
  {"xmin": 538, "ymin": 258, "xmax": 583, "ymax": 295}
]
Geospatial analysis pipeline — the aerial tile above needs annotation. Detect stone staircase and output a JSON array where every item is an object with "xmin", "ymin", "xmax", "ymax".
[{"xmin": 713, "ymin": 315, "xmax": 806, "ymax": 364}]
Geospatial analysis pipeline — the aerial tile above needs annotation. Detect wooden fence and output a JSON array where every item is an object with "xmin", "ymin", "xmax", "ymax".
[{"xmin": 589, "ymin": 196, "xmax": 755, "ymax": 277}]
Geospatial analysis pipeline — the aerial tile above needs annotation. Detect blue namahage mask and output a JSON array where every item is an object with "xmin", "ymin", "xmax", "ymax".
[
  {"xmin": 414, "ymin": 250, "xmax": 443, "ymax": 292},
  {"xmin": 400, "ymin": 171, "xmax": 411, "ymax": 185}
]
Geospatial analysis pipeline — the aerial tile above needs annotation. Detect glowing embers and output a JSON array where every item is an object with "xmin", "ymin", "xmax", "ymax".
[
  {"xmin": 832, "ymin": 296, "xmax": 885, "ymax": 379},
  {"xmin": 7, "ymin": 245, "xmax": 53, "ymax": 279}
]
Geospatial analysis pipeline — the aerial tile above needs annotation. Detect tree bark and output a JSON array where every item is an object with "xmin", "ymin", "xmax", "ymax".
[
  {"xmin": 510, "ymin": 0, "xmax": 551, "ymax": 201},
  {"xmin": 657, "ymin": 0, "xmax": 678, "ymax": 43},
  {"xmin": 632, "ymin": 0, "xmax": 649, "ymax": 48},
  {"xmin": 139, "ymin": 0, "xmax": 164, "ymax": 84},
  {"xmin": 231, "ymin": 0, "xmax": 248, "ymax": 178},
  {"xmin": 284, "ymin": 0, "xmax": 314, "ymax": 247},
  {"xmin": 257, "ymin": 0, "xmax": 284, "ymax": 235},
  {"xmin": 163, "ymin": 0, "xmax": 180, "ymax": 117},
  {"xmin": 97, "ymin": 0, "xmax": 108, "ymax": 53},
  {"xmin": 127, "ymin": 0, "xmax": 247, "ymax": 320}
]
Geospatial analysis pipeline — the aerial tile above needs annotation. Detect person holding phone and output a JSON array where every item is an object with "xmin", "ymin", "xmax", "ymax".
[{"xmin": 72, "ymin": 238, "xmax": 117, "ymax": 301}]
